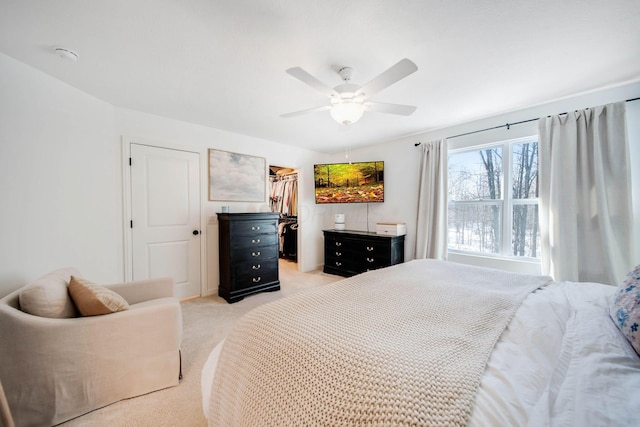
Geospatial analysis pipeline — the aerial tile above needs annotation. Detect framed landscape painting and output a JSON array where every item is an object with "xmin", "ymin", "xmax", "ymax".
[{"xmin": 208, "ymin": 149, "xmax": 266, "ymax": 201}]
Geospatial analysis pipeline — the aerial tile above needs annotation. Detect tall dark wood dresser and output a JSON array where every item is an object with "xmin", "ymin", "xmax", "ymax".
[{"xmin": 217, "ymin": 212, "xmax": 280, "ymax": 303}]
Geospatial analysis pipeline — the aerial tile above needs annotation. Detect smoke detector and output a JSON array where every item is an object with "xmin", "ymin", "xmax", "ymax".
[{"xmin": 54, "ymin": 47, "xmax": 79, "ymax": 62}]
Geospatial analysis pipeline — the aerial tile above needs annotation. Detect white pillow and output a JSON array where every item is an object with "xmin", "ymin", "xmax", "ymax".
[{"xmin": 18, "ymin": 267, "xmax": 80, "ymax": 318}]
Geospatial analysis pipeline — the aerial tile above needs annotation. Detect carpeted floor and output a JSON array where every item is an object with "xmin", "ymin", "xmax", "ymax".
[{"xmin": 60, "ymin": 260, "xmax": 340, "ymax": 426}]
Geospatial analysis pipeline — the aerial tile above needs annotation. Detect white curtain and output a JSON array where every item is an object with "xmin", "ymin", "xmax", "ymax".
[
  {"xmin": 415, "ymin": 139, "xmax": 448, "ymax": 259},
  {"xmin": 538, "ymin": 102, "xmax": 635, "ymax": 285}
]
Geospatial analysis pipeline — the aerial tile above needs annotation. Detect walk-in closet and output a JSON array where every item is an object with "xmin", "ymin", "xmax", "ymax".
[{"xmin": 269, "ymin": 166, "xmax": 298, "ymax": 264}]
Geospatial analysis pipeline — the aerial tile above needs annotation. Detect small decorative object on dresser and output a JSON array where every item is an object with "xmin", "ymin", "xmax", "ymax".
[
  {"xmin": 217, "ymin": 213, "xmax": 280, "ymax": 303},
  {"xmin": 323, "ymin": 229, "xmax": 405, "ymax": 277},
  {"xmin": 376, "ymin": 222, "xmax": 407, "ymax": 236}
]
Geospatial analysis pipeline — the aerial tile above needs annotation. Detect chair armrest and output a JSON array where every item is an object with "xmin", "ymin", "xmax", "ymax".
[
  {"xmin": 104, "ymin": 277, "xmax": 174, "ymax": 304},
  {"xmin": 0, "ymin": 297, "xmax": 182, "ymax": 354},
  {"xmin": 0, "ymin": 297, "xmax": 183, "ymax": 426}
]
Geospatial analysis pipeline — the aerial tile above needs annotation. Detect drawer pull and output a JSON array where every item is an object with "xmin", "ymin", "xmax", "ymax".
[
  {"xmin": 335, "ymin": 251, "xmax": 342, "ymax": 256},
  {"xmin": 366, "ymin": 246, "xmax": 374, "ymax": 251},
  {"xmin": 252, "ymin": 276, "xmax": 262, "ymax": 283},
  {"xmin": 252, "ymin": 251, "xmax": 261, "ymax": 257},
  {"xmin": 251, "ymin": 226, "xmax": 261, "ymax": 231},
  {"xmin": 252, "ymin": 264, "xmax": 261, "ymax": 270},
  {"xmin": 251, "ymin": 238, "xmax": 261, "ymax": 244},
  {"xmin": 335, "ymin": 242, "xmax": 342, "ymax": 247},
  {"xmin": 367, "ymin": 257, "xmax": 375, "ymax": 263},
  {"xmin": 335, "ymin": 261, "xmax": 342, "ymax": 267}
]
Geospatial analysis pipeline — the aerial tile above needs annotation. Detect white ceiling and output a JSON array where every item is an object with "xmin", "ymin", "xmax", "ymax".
[{"xmin": 1, "ymin": 0, "xmax": 639, "ymax": 153}]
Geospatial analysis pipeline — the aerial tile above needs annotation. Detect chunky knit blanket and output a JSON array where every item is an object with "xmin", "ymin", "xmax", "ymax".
[{"xmin": 209, "ymin": 259, "xmax": 551, "ymax": 426}]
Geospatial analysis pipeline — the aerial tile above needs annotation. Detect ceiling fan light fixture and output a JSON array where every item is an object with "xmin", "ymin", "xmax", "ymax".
[
  {"xmin": 330, "ymin": 101, "xmax": 365, "ymax": 126},
  {"xmin": 282, "ymin": 59, "xmax": 418, "ymax": 125}
]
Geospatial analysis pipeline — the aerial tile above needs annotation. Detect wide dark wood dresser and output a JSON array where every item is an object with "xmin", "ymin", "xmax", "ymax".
[{"xmin": 323, "ymin": 229, "xmax": 405, "ymax": 277}]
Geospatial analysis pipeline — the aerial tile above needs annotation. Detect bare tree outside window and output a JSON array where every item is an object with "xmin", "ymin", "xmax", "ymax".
[
  {"xmin": 480, "ymin": 148, "xmax": 502, "ymax": 253},
  {"xmin": 448, "ymin": 147, "xmax": 502, "ymax": 254},
  {"xmin": 448, "ymin": 139, "xmax": 539, "ymax": 259},
  {"xmin": 511, "ymin": 142, "xmax": 539, "ymax": 257}
]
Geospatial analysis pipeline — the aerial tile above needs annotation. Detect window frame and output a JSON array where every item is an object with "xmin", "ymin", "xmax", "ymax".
[{"xmin": 447, "ymin": 135, "xmax": 540, "ymax": 261}]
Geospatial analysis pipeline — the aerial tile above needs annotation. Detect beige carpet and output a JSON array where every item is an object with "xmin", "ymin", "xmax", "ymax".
[{"xmin": 60, "ymin": 260, "xmax": 340, "ymax": 427}]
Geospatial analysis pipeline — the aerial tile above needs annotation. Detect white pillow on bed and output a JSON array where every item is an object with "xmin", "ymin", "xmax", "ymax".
[{"xmin": 610, "ymin": 264, "xmax": 640, "ymax": 355}]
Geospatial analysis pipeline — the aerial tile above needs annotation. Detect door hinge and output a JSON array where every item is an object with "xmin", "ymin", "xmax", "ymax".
[
  {"xmin": 130, "ymin": 220, "xmax": 133, "ymax": 229},
  {"xmin": 129, "ymin": 157, "xmax": 132, "ymax": 166}
]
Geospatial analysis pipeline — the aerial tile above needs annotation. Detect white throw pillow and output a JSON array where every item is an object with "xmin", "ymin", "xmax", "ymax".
[{"xmin": 18, "ymin": 267, "xmax": 80, "ymax": 318}]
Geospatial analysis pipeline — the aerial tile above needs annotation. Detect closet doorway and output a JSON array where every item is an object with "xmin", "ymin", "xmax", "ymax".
[{"xmin": 269, "ymin": 166, "xmax": 299, "ymax": 269}]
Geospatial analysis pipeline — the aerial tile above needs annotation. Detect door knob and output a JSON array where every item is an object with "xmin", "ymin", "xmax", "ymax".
[{"xmin": 192, "ymin": 230, "xmax": 200, "ymax": 235}]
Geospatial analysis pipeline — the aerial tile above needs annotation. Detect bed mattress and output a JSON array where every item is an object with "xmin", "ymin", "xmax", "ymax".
[{"xmin": 202, "ymin": 261, "xmax": 640, "ymax": 426}]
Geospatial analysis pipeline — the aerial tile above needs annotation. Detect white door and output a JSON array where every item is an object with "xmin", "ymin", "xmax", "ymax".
[{"xmin": 130, "ymin": 144, "xmax": 201, "ymax": 299}]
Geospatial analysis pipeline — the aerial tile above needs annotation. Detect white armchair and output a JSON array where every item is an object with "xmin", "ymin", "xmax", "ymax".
[{"xmin": 0, "ymin": 268, "xmax": 183, "ymax": 427}]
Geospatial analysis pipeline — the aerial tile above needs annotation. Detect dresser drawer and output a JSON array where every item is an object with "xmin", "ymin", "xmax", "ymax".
[
  {"xmin": 230, "ymin": 232, "xmax": 278, "ymax": 250},
  {"xmin": 234, "ymin": 263, "xmax": 278, "ymax": 290},
  {"xmin": 232, "ymin": 258, "xmax": 277, "ymax": 276},
  {"xmin": 231, "ymin": 244, "xmax": 278, "ymax": 262},
  {"xmin": 230, "ymin": 220, "xmax": 277, "ymax": 236},
  {"xmin": 353, "ymin": 239, "xmax": 391, "ymax": 257},
  {"xmin": 324, "ymin": 254, "xmax": 355, "ymax": 272},
  {"xmin": 324, "ymin": 234, "xmax": 350, "ymax": 249},
  {"xmin": 324, "ymin": 243, "xmax": 354, "ymax": 261},
  {"xmin": 356, "ymin": 254, "xmax": 389, "ymax": 271}
]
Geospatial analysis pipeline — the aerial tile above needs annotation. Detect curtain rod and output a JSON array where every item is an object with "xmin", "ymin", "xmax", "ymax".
[{"xmin": 414, "ymin": 96, "xmax": 640, "ymax": 146}]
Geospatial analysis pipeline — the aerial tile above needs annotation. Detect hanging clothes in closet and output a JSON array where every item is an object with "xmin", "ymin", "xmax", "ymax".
[
  {"xmin": 270, "ymin": 169, "xmax": 298, "ymax": 261},
  {"xmin": 278, "ymin": 217, "xmax": 298, "ymax": 261},
  {"xmin": 270, "ymin": 172, "xmax": 298, "ymax": 216}
]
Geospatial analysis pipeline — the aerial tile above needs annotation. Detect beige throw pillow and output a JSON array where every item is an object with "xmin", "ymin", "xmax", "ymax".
[
  {"xmin": 68, "ymin": 276, "xmax": 130, "ymax": 316},
  {"xmin": 19, "ymin": 267, "xmax": 81, "ymax": 318}
]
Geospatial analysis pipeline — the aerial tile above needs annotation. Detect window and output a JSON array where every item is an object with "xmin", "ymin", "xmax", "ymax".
[{"xmin": 448, "ymin": 137, "xmax": 540, "ymax": 259}]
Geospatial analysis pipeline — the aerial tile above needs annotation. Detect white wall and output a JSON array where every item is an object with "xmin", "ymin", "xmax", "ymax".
[
  {"xmin": 333, "ymin": 82, "xmax": 640, "ymax": 274},
  {"xmin": 0, "ymin": 53, "xmax": 121, "ymax": 294},
  {"xmin": 0, "ymin": 53, "xmax": 331, "ymax": 297},
  {"xmin": 115, "ymin": 109, "xmax": 331, "ymax": 295},
  {"xmin": 2, "ymin": 49, "xmax": 637, "ymax": 297},
  {"xmin": 321, "ymin": 143, "xmax": 423, "ymax": 260}
]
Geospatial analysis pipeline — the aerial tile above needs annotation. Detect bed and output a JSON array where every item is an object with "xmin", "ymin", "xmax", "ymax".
[{"xmin": 202, "ymin": 259, "xmax": 640, "ymax": 426}]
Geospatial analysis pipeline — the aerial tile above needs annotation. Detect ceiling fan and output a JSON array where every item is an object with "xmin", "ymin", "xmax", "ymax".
[{"xmin": 281, "ymin": 58, "xmax": 418, "ymax": 125}]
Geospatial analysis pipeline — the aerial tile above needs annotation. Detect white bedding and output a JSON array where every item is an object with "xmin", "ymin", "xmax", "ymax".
[{"xmin": 202, "ymin": 277, "xmax": 640, "ymax": 426}]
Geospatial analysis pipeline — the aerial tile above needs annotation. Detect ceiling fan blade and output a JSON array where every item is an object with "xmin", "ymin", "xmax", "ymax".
[
  {"xmin": 365, "ymin": 101, "xmax": 417, "ymax": 116},
  {"xmin": 286, "ymin": 67, "xmax": 339, "ymax": 98},
  {"xmin": 281, "ymin": 105, "xmax": 331, "ymax": 118},
  {"xmin": 355, "ymin": 58, "xmax": 418, "ymax": 98}
]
